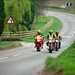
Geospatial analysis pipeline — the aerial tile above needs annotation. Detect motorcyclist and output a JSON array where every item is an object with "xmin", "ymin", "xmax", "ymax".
[
  {"xmin": 46, "ymin": 30, "xmax": 53, "ymax": 46},
  {"xmin": 34, "ymin": 30, "xmax": 44, "ymax": 48},
  {"xmin": 55, "ymin": 32, "xmax": 62, "ymax": 49},
  {"xmin": 52, "ymin": 34, "xmax": 56, "ymax": 50}
]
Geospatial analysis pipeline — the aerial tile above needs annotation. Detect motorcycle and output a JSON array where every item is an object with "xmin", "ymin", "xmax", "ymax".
[
  {"xmin": 55, "ymin": 39, "xmax": 60, "ymax": 51},
  {"xmin": 35, "ymin": 38, "xmax": 43, "ymax": 52},
  {"xmin": 55, "ymin": 35, "xmax": 62, "ymax": 51},
  {"xmin": 47, "ymin": 40, "xmax": 53, "ymax": 53}
]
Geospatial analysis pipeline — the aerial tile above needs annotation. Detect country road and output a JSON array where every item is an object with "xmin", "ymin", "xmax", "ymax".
[{"xmin": 0, "ymin": 10, "xmax": 75, "ymax": 75}]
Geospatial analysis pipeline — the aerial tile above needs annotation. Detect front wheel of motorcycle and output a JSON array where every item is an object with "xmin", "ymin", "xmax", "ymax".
[
  {"xmin": 56, "ymin": 48, "xmax": 58, "ymax": 51},
  {"xmin": 48, "ymin": 48, "xmax": 52, "ymax": 53},
  {"xmin": 37, "ymin": 47, "xmax": 40, "ymax": 52}
]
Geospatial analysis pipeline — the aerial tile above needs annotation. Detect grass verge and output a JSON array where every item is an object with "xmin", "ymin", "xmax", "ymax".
[
  {"xmin": 44, "ymin": 42, "xmax": 75, "ymax": 75},
  {"xmin": 0, "ymin": 41, "xmax": 22, "ymax": 50},
  {"xmin": 22, "ymin": 16, "xmax": 62, "ymax": 42}
]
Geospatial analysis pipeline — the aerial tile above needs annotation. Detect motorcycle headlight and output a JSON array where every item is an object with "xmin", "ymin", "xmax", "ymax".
[
  {"xmin": 49, "ymin": 40, "xmax": 52, "ymax": 43},
  {"xmin": 56, "ymin": 40, "xmax": 59, "ymax": 42}
]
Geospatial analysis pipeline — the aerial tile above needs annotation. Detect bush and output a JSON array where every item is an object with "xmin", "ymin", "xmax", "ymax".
[{"xmin": 0, "ymin": 0, "xmax": 5, "ymax": 35}]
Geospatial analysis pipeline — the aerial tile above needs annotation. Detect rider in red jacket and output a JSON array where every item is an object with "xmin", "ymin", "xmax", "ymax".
[{"xmin": 34, "ymin": 30, "xmax": 44, "ymax": 48}]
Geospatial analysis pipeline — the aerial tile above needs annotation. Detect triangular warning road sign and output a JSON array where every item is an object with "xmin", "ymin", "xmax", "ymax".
[{"xmin": 7, "ymin": 17, "xmax": 14, "ymax": 24}]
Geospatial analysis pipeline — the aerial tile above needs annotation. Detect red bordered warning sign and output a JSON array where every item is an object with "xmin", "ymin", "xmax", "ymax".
[{"xmin": 7, "ymin": 16, "xmax": 14, "ymax": 24}]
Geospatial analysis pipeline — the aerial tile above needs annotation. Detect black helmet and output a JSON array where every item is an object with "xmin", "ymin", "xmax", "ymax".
[{"xmin": 55, "ymin": 32, "xmax": 59, "ymax": 36}]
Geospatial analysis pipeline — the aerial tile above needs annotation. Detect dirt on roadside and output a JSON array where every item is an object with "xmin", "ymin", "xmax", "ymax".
[{"xmin": 38, "ymin": 68, "xmax": 64, "ymax": 75}]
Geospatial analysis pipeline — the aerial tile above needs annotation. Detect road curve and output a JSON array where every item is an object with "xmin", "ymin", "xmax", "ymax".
[{"xmin": 0, "ymin": 10, "xmax": 75, "ymax": 75}]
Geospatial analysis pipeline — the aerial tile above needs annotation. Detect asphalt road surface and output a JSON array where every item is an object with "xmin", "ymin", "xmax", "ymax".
[{"xmin": 0, "ymin": 10, "xmax": 75, "ymax": 75}]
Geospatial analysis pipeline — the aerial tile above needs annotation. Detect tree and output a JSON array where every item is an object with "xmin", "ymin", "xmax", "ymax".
[
  {"xmin": 0, "ymin": 0, "xmax": 5, "ymax": 35},
  {"xmin": 22, "ymin": 11, "xmax": 31, "ymax": 30},
  {"xmin": 21, "ymin": 0, "xmax": 36, "ymax": 30},
  {"xmin": 31, "ymin": 0, "xmax": 36, "ymax": 24}
]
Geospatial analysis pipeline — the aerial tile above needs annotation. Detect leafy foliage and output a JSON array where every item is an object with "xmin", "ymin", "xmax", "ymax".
[
  {"xmin": 21, "ymin": 0, "xmax": 36, "ymax": 30},
  {"xmin": 4, "ymin": 0, "xmax": 36, "ymax": 32},
  {"xmin": 0, "ymin": 0, "xmax": 5, "ymax": 35}
]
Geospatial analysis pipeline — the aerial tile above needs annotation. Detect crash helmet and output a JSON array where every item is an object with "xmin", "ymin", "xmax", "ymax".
[
  {"xmin": 55, "ymin": 31, "xmax": 59, "ymax": 36},
  {"xmin": 37, "ymin": 30, "xmax": 41, "ymax": 35},
  {"xmin": 49, "ymin": 30, "xmax": 53, "ymax": 35}
]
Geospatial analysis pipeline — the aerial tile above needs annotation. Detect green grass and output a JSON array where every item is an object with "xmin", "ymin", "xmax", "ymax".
[
  {"xmin": 33, "ymin": 16, "xmax": 62, "ymax": 36},
  {"xmin": 22, "ymin": 16, "xmax": 62, "ymax": 42},
  {"xmin": 45, "ymin": 42, "xmax": 75, "ymax": 75},
  {"xmin": 20, "ymin": 36, "xmax": 34, "ymax": 42},
  {"xmin": 0, "ymin": 41, "xmax": 21, "ymax": 49}
]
